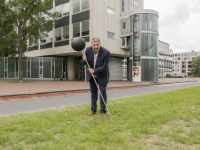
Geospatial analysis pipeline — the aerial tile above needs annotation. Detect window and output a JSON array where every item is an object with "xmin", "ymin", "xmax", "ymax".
[
  {"xmin": 55, "ymin": 3, "xmax": 69, "ymax": 18},
  {"xmin": 46, "ymin": 31, "xmax": 53, "ymax": 43},
  {"xmin": 41, "ymin": 32, "xmax": 47, "ymax": 44},
  {"xmin": 122, "ymin": 22, "xmax": 126, "ymax": 29},
  {"xmin": 55, "ymin": 25, "xmax": 69, "ymax": 41},
  {"xmin": 63, "ymin": 26, "xmax": 69, "ymax": 39},
  {"xmin": 82, "ymin": 20, "xmax": 89, "ymax": 36},
  {"xmin": 55, "ymin": 27, "xmax": 61, "ymax": 41},
  {"xmin": 73, "ymin": 20, "xmax": 89, "ymax": 38},
  {"xmin": 107, "ymin": 31, "xmax": 115, "ymax": 40},
  {"xmin": 122, "ymin": 38, "xmax": 125, "ymax": 46},
  {"xmin": 121, "ymin": 37, "xmax": 129, "ymax": 46},
  {"xmin": 55, "ymin": 5, "xmax": 62, "ymax": 18},
  {"xmin": 63, "ymin": 3, "xmax": 70, "ymax": 16},
  {"xmin": 73, "ymin": 23, "xmax": 80, "ymax": 37},
  {"xmin": 40, "ymin": 30, "xmax": 53, "ymax": 44},
  {"xmin": 122, "ymin": 0, "xmax": 124, "ymax": 12},
  {"xmin": 107, "ymin": 7, "xmax": 115, "ymax": 15},
  {"xmin": 73, "ymin": 0, "xmax": 89, "ymax": 14},
  {"xmin": 82, "ymin": 0, "xmax": 89, "ymax": 10},
  {"xmin": 29, "ymin": 38, "xmax": 38, "ymax": 47}
]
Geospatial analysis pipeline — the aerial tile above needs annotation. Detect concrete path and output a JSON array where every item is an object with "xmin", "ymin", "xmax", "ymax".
[{"xmin": 1, "ymin": 78, "xmax": 200, "ymax": 97}]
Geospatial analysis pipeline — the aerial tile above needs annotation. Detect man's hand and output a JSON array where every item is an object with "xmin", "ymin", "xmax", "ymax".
[
  {"xmin": 88, "ymin": 68, "xmax": 95, "ymax": 74},
  {"xmin": 82, "ymin": 55, "xmax": 87, "ymax": 62}
]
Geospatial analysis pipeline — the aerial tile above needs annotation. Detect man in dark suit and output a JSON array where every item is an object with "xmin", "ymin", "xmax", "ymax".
[{"xmin": 82, "ymin": 37, "xmax": 110, "ymax": 118}]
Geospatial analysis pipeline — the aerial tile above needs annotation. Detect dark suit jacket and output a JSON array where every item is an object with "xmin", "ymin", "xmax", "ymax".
[{"xmin": 82, "ymin": 46, "xmax": 110, "ymax": 87}]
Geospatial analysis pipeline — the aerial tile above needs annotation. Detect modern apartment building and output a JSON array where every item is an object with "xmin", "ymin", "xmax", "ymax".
[
  {"xmin": 1, "ymin": 0, "xmax": 160, "ymax": 82},
  {"xmin": 158, "ymin": 41, "xmax": 173, "ymax": 77},
  {"xmin": 25, "ymin": 0, "xmax": 129, "ymax": 81},
  {"xmin": 173, "ymin": 51, "xmax": 200, "ymax": 77}
]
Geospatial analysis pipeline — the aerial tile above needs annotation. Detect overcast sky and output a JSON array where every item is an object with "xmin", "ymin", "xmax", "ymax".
[{"xmin": 144, "ymin": 0, "xmax": 200, "ymax": 53}]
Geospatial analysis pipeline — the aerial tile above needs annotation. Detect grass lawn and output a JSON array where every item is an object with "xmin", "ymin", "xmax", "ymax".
[{"xmin": 0, "ymin": 86, "xmax": 200, "ymax": 150}]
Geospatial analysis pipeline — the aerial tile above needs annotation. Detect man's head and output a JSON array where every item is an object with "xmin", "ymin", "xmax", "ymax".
[{"xmin": 91, "ymin": 37, "xmax": 101, "ymax": 54}]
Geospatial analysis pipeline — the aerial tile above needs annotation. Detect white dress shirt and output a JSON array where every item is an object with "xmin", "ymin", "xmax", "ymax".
[{"xmin": 94, "ymin": 51, "xmax": 99, "ymax": 69}]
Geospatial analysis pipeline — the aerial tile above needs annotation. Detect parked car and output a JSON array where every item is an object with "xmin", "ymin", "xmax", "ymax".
[
  {"xmin": 175, "ymin": 74, "xmax": 184, "ymax": 78},
  {"xmin": 166, "ymin": 74, "xmax": 175, "ymax": 78}
]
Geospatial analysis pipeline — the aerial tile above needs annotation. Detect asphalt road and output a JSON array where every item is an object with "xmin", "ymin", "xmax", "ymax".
[{"xmin": 0, "ymin": 81, "xmax": 200, "ymax": 117}]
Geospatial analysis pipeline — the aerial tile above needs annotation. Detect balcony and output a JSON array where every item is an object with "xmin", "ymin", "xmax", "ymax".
[
  {"xmin": 121, "ymin": 36, "xmax": 130, "ymax": 50},
  {"xmin": 121, "ymin": 46, "xmax": 130, "ymax": 50}
]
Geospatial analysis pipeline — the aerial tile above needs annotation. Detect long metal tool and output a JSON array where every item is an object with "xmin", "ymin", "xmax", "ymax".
[{"xmin": 82, "ymin": 51, "xmax": 112, "ymax": 120}]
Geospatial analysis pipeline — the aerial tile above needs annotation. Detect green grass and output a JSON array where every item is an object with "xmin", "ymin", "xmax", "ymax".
[{"xmin": 1, "ymin": 86, "xmax": 200, "ymax": 150}]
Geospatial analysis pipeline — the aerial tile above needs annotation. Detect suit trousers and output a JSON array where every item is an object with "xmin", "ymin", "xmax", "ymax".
[{"xmin": 89, "ymin": 77, "xmax": 107, "ymax": 114}]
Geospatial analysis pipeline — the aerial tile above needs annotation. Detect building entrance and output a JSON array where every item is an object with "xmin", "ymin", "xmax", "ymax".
[{"xmin": 75, "ymin": 57, "xmax": 86, "ymax": 81}]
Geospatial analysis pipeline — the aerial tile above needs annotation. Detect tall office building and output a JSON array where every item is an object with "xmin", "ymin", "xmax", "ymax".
[
  {"xmin": 0, "ymin": 0, "xmax": 159, "ymax": 82},
  {"xmin": 158, "ymin": 41, "xmax": 173, "ymax": 77},
  {"xmin": 173, "ymin": 51, "xmax": 200, "ymax": 77}
]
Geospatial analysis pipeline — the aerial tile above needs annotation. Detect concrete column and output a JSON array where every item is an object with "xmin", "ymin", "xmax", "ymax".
[
  {"xmin": 67, "ymin": 56, "xmax": 75, "ymax": 80},
  {"xmin": 127, "ymin": 57, "xmax": 130, "ymax": 81}
]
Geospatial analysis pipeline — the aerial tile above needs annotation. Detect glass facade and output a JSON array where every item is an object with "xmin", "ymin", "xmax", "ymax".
[
  {"xmin": 141, "ymin": 14, "xmax": 158, "ymax": 32},
  {"xmin": 31, "ymin": 57, "xmax": 39, "ymax": 78},
  {"xmin": 0, "ymin": 59, "xmax": 4, "ymax": 78},
  {"xmin": 0, "ymin": 57, "xmax": 66, "ymax": 79},
  {"xmin": 43, "ymin": 58, "xmax": 51, "ymax": 78},
  {"xmin": 132, "ymin": 12, "xmax": 159, "ymax": 82},
  {"xmin": 142, "ymin": 59, "xmax": 158, "ymax": 82},
  {"xmin": 8, "ymin": 58, "xmax": 15, "ymax": 78},
  {"xmin": 134, "ymin": 14, "xmax": 140, "ymax": 32},
  {"xmin": 55, "ymin": 58, "xmax": 63, "ymax": 77},
  {"xmin": 141, "ymin": 33, "xmax": 158, "ymax": 57}
]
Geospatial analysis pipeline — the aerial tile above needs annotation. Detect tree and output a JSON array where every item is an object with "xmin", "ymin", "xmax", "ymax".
[
  {"xmin": 0, "ymin": 0, "xmax": 59, "ymax": 82},
  {"xmin": 0, "ymin": 4, "xmax": 17, "ymax": 59},
  {"xmin": 191, "ymin": 56, "xmax": 200, "ymax": 77}
]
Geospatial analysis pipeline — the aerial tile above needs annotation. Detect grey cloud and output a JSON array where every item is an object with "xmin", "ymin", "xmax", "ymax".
[
  {"xmin": 160, "ymin": 1, "xmax": 190, "ymax": 28},
  {"xmin": 191, "ymin": 0, "xmax": 200, "ymax": 13}
]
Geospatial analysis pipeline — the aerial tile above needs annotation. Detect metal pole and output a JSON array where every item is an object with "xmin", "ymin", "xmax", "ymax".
[
  {"xmin": 85, "ymin": 65, "xmax": 87, "ymax": 83},
  {"xmin": 82, "ymin": 51, "xmax": 112, "ymax": 120}
]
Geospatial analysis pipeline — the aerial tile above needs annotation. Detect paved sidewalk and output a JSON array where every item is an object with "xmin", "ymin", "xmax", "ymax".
[{"xmin": 0, "ymin": 78, "xmax": 200, "ymax": 97}]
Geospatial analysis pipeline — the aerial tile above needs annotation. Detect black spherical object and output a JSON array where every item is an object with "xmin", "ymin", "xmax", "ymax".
[{"xmin": 71, "ymin": 37, "xmax": 86, "ymax": 51}]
